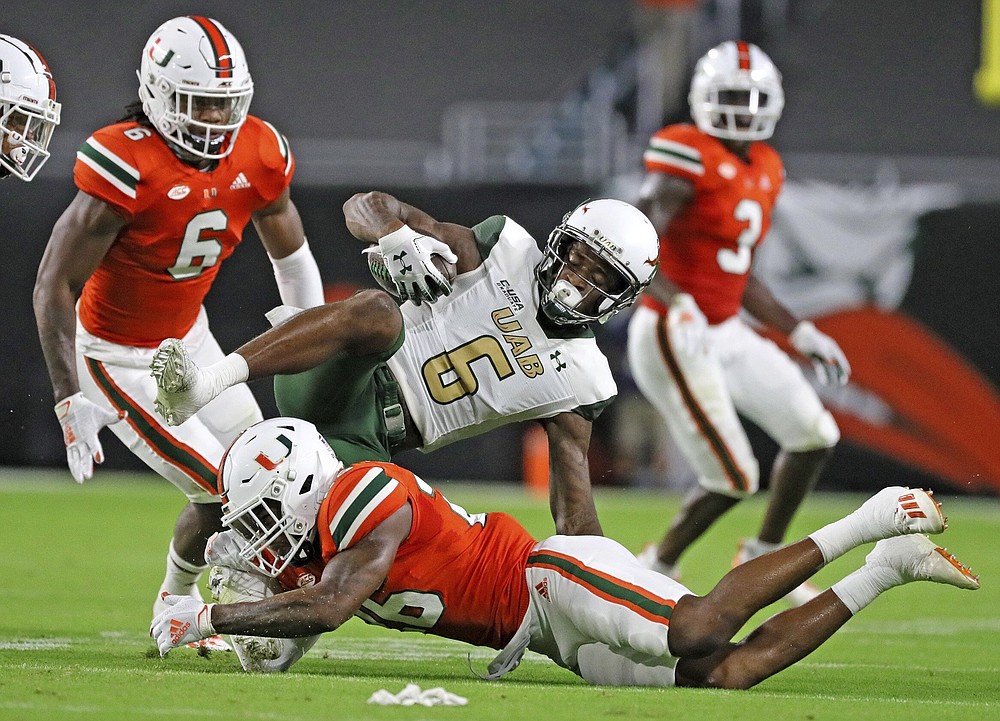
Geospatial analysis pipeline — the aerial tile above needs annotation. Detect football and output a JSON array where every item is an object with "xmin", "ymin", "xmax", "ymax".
[
  {"xmin": 431, "ymin": 253, "xmax": 458, "ymax": 284},
  {"xmin": 364, "ymin": 247, "xmax": 457, "ymax": 297}
]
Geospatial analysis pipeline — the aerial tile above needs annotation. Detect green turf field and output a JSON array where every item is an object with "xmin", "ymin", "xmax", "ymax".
[{"xmin": 1, "ymin": 468, "xmax": 996, "ymax": 721}]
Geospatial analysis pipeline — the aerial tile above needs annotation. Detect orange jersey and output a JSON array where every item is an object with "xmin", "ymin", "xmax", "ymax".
[
  {"xmin": 316, "ymin": 461, "xmax": 536, "ymax": 650},
  {"xmin": 641, "ymin": 123, "xmax": 784, "ymax": 324},
  {"xmin": 74, "ymin": 116, "xmax": 295, "ymax": 346}
]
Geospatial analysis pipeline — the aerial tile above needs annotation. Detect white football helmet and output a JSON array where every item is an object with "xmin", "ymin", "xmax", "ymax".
[
  {"xmin": 137, "ymin": 16, "xmax": 253, "ymax": 159},
  {"xmin": 218, "ymin": 418, "xmax": 343, "ymax": 577},
  {"xmin": 0, "ymin": 34, "xmax": 60, "ymax": 181},
  {"xmin": 536, "ymin": 199, "xmax": 659, "ymax": 325},
  {"xmin": 689, "ymin": 40, "xmax": 784, "ymax": 141}
]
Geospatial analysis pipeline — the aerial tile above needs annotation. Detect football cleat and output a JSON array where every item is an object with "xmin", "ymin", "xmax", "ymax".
[
  {"xmin": 733, "ymin": 537, "xmax": 821, "ymax": 607},
  {"xmin": 856, "ymin": 486, "xmax": 946, "ymax": 539},
  {"xmin": 635, "ymin": 543, "xmax": 681, "ymax": 580},
  {"xmin": 865, "ymin": 535, "xmax": 980, "ymax": 591},
  {"xmin": 186, "ymin": 635, "xmax": 233, "ymax": 652},
  {"xmin": 150, "ymin": 338, "xmax": 213, "ymax": 426}
]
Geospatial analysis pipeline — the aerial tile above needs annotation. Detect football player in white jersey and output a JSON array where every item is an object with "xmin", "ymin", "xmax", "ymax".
[
  {"xmin": 150, "ymin": 191, "xmax": 659, "ymax": 536},
  {"xmin": 0, "ymin": 34, "xmax": 60, "ymax": 181}
]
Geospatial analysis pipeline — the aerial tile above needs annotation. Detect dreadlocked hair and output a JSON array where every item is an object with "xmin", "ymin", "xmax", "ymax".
[{"xmin": 117, "ymin": 100, "xmax": 154, "ymax": 127}]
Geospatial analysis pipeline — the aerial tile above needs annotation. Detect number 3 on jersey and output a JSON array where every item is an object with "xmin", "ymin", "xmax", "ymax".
[
  {"xmin": 167, "ymin": 209, "xmax": 228, "ymax": 280},
  {"xmin": 717, "ymin": 198, "xmax": 762, "ymax": 275}
]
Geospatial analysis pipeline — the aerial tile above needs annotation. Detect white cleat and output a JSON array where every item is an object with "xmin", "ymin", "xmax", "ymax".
[
  {"xmin": 866, "ymin": 535, "xmax": 980, "ymax": 591},
  {"xmin": 185, "ymin": 635, "xmax": 233, "ymax": 652},
  {"xmin": 734, "ymin": 537, "xmax": 822, "ymax": 607},
  {"xmin": 635, "ymin": 544, "xmax": 681, "ymax": 581},
  {"xmin": 858, "ymin": 486, "xmax": 947, "ymax": 539},
  {"xmin": 150, "ymin": 338, "xmax": 211, "ymax": 426}
]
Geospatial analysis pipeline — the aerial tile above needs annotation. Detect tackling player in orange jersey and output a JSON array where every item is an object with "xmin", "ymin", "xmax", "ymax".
[
  {"xmin": 150, "ymin": 417, "xmax": 979, "ymax": 687},
  {"xmin": 32, "ymin": 16, "xmax": 324, "ymax": 641},
  {"xmin": 627, "ymin": 41, "xmax": 852, "ymax": 606}
]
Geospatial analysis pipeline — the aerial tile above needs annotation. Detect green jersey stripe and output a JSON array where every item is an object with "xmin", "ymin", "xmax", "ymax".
[
  {"xmin": 528, "ymin": 551, "xmax": 675, "ymax": 621},
  {"xmin": 82, "ymin": 137, "xmax": 139, "ymax": 179},
  {"xmin": 78, "ymin": 138, "xmax": 139, "ymax": 197},
  {"xmin": 329, "ymin": 468, "xmax": 398, "ymax": 549},
  {"xmin": 263, "ymin": 120, "xmax": 292, "ymax": 176},
  {"xmin": 643, "ymin": 147, "xmax": 704, "ymax": 176},
  {"xmin": 86, "ymin": 358, "xmax": 217, "ymax": 489},
  {"xmin": 648, "ymin": 136, "xmax": 701, "ymax": 162}
]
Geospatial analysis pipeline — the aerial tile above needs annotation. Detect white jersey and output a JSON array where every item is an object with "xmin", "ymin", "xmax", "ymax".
[{"xmin": 387, "ymin": 216, "xmax": 617, "ymax": 452}]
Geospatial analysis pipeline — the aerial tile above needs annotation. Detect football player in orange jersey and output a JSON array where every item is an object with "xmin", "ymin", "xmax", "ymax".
[
  {"xmin": 627, "ymin": 41, "xmax": 852, "ymax": 606},
  {"xmin": 32, "ymin": 16, "xmax": 324, "ymax": 641},
  {"xmin": 0, "ymin": 34, "xmax": 60, "ymax": 182},
  {"xmin": 149, "ymin": 417, "xmax": 978, "ymax": 685}
]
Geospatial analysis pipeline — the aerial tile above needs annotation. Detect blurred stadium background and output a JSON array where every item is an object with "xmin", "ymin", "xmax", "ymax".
[{"xmin": 4, "ymin": 0, "xmax": 999, "ymax": 497}]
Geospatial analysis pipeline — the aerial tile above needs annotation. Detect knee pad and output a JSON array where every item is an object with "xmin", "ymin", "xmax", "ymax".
[{"xmin": 789, "ymin": 409, "xmax": 840, "ymax": 452}]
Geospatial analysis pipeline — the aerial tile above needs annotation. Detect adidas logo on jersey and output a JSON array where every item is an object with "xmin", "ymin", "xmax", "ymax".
[
  {"xmin": 230, "ymin": 172, "xmax": 251, "ymax": 190},
  {"xmin": 534, "ymin": 578, "xmax": 550, "ymax": 601}
]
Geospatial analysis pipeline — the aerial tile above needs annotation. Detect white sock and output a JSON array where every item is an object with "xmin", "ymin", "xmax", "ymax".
[
  {"xmin": 204, "ymin": 353, "xmax": 249, "ymax": 396},
  {"xmin": 744, "ymin": 538, "xmax": 781, "ymax": 557},
  {"xmin": 808, "ymin": 511, "xmax": 875, "ymax": 564},
  {"xmin": 829, "ymin": 565, "xmax": 902, "ymax": 615},
  {"xmin": 160, "ymin": 540, "xmax": 207, "ymax": 596}
]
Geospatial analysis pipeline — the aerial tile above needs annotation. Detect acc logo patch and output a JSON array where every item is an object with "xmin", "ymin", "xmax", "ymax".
[{"xmin": 167, "ymin": 185, "xmax": 190, "ymax": 200}]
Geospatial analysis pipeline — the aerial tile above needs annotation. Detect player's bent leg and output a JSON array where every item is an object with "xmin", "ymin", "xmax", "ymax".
[
  {"xmin": 674, "ymin": 590, "xmax": 853, "ymax": 689},
  {"xmin": 627, "ymin": 307, "xmax": 760, "ymax": 570},
  {"xmin": 236, "ymin": 289, "xmax": 403, "ymax": 378},
  {"xmin": 668, "ymin": 538, "xmax": 827, "ymax": 658}
]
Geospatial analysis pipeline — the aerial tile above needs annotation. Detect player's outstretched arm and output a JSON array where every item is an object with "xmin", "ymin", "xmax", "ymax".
[
  {"xmin": 151, "ymin": 504, "xmax": 413, "ymax": 654},
  {"xmin": 34, "ymin": 191, "xmax": 128, "ymax": 482},
  {"xmin": 542, "ymin": 413, "xmax": 602, "ymax": 537},
  {"xmin": 743, "ymin": 275, "xmax": 851, "ymax": 386}
]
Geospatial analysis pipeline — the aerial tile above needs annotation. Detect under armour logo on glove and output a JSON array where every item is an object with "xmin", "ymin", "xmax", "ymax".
[
  {"xmin": 391, "ymin": 250, "xmax": 413, "ymax": 275},
  {"xmin": 377, "ymin": 224, "xmax": 457, "ymax": 306}
]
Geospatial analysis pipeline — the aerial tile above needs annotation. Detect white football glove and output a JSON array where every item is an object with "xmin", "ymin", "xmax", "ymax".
[
  {"xmin": 377, "ymin": 224, "xmax": 457, "ymax": 306},
  {"xmin": 789, "ymin": 321, "xmax": 852, "ymax": 386},
  {"xmin": 53, "ymin": 392, "xmax": 126, "ymax": 483},
  {"xmin": 149, "ymin": 594, "xmax": 215, "ymax": 656},
  {"xmin": 667, "ymin": 293, "xmax": 708, "ymax": 357},
  {"xmin": 205, "ymin": 538, "xmax": 318, "ymax": 673},
  {"xmin": 204, "ymin": 530, "xmax": 260, "ymax": 574}
]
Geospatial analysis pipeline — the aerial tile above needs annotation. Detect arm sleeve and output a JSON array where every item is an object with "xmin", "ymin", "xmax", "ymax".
[{"xmin": 269, "ymin": 238, "xmax": 325, "ymax": 309}]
